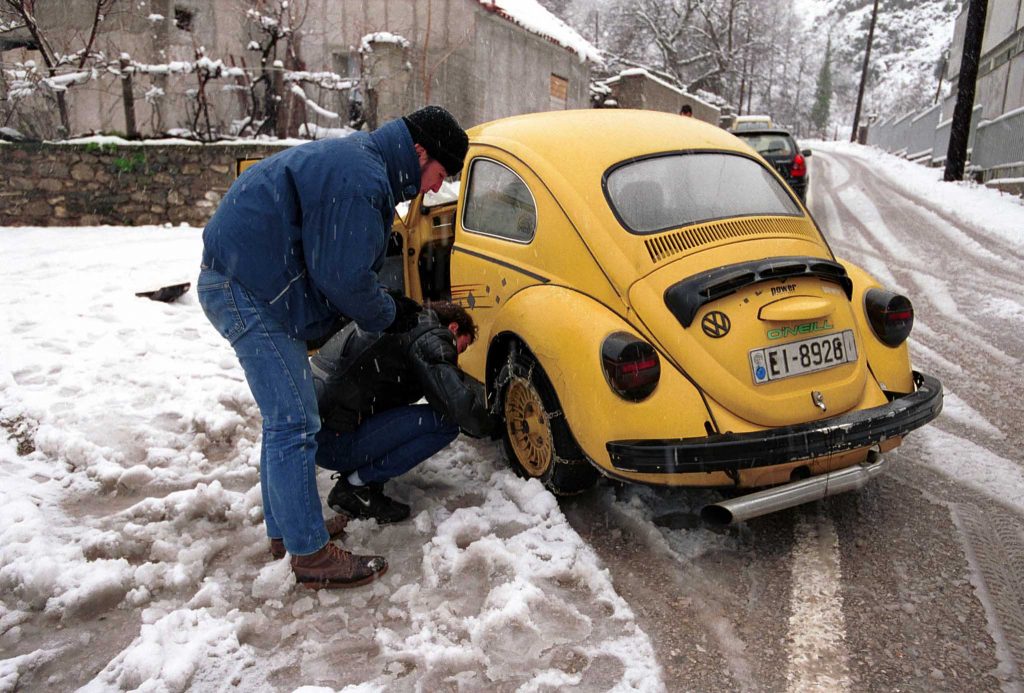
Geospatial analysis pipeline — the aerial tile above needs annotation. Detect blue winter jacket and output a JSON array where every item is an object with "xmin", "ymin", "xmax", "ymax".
[{"xmin": 201, "ymin": 119, "xmax": 421, "ymax": 340}]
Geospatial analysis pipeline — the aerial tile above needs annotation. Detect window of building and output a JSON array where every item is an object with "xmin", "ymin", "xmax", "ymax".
[
  {"xmin": 174, "ymin": 7, "xmax": 194, "ymax": 32},
  {"xmin": 332, "ymin": 53, "xmax": 351, "ymax": 77},
  {"xmin": 463, "ymin": 158, "xmax": 537, "ymax": 243}
]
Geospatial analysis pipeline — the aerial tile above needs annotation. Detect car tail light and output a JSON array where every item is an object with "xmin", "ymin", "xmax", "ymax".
[
  {"xmin": 791, "ymin": 153, "xmax": 807, "ymax": 178},
  {"xmin": 601, "ymin": 332, "xmax": 660, "ymax": 401},
  {"xmin": 865, "ymin": 289, "xmax": 914, "ymax": 346}
]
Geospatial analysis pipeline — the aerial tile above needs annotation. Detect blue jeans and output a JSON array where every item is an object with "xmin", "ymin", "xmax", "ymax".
[
  {"xmin": 316, "ymin": 404, "xmax": 459, "ymax": 484},
  {"xmin": 197, "ymin": 267, "xmax": 328, "ymax": 556}
]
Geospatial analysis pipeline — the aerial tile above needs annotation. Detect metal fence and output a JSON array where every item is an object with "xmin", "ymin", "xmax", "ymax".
[
  {"xmin": 865, "ymin": 103, "xmax": 1013, "ymax": 178},
  {"xmin": 866, "ymin": 116, "xmax": 893, "ymax": 150},
  {"xmin": 931, "ymin": 105, "xmax": 983, "ymax": 165},
  {"xmin": 887, "ymin": 112, "xmax": 915, "ymax": 156},
  {"xmin": 972, "ymin": 107, "xmax": 1024, "ymax": 170},
  {"xmin": 931, "ymin": 116, "xmax": 952, "ymax": 164},
  {"xmin": 907, "ymin": 104, "xmax": 941, "ymax": 160}
]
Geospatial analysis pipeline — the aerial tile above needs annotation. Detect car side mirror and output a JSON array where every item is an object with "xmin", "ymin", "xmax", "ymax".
[{"xmin": 802, "ymin": 149, "xmax": 812, "ymax": 157}]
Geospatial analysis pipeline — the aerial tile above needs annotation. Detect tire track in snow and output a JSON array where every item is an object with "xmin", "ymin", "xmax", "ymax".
[
  {"xmin": 833, "ymin": 152, "xmax": 1024, "ymax": 297},
  {"xmin": 812, "ymin": 184, "xmax": 907, "ymax": 288},
  {"xmin": 820, "ymin": 193, "xmax": 847, "ymax": 245},
  {"xmin": 810, "ymin": 149, "xmax": 1024, "ymax": 451},
  {"xmin": 822, "ymin": 174, "xmax": 1012, "ymax": 367},
  {"xmin": 844, "ymin": 151, "xmax": 1024, "ymax": 267},
  {"xmin": 810, "ymin": 153, "xmax": 904, "ymax": 288},
  {"xmin": 951, "ymin": 503, "xmax": 1024, "ymax": 691},
  {"xmin": 564, "ymin": 491, "xmax": 759, "ymax": 692},
  {"xmin": 917, "ymin": 427, "xmax": 1024, "ymax": 512},
  {"xmin": 810, "ymin": 155, "xmax": 850, "ymax": 245},
  {"xmin": 810, "ymin": 145, "xmax": 1024, "ymax": 266},
  {"xmin": 835, "ymin": 186, "xmax": 917, "ymax": 260},
  {"xmin": 785, "ymin": 511, "xmax": 851, "ymax": 693}
]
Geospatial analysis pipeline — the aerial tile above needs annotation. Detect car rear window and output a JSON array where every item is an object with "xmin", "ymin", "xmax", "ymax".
[
  {"xmin": 605, "ymin": 152, "xmax": 801, "ymax": 235},
  {"xmin": 737, "ymin": 134, "xmax": 796, "ymax": 156}
]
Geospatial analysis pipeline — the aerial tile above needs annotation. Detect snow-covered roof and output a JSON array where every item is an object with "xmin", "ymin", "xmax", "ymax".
[
  {"xmin": 604, "ymin": 68, "xmax": 686, "ymax": 96},
  {"xmin": 597, "ymin": 68, "xmax": 718, "ymax": 110},
  {"xmin": 478, "ymin": 0, "xmax": 601, "ymax": 64}
]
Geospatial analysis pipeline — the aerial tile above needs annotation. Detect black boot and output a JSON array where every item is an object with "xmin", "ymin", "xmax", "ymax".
[{"xmin": 328, "ymin": 476, "xmax": 411, "ymax": 524}]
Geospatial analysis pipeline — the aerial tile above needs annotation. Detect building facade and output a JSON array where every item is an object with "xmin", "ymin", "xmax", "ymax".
[
  {"xmin": 944, "ymin": 0, "xmax": 1024, "ymax": 120},
  {"xmin": 0, "ymin": 0, "xmax": 596, "ymax": 139},
  {"xmin": 593, "ymin": 68, "xmax": 722, "ymax": 126}
]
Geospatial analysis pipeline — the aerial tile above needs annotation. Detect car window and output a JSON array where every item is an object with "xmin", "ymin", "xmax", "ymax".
[
  {"xmin": 462, "ymin": 158, "xmax": 537, "ymax": 242},
  {"xmin": 605, "ymin": 152, "xmax": 801, "ymax": 235},
  {"xmin": 737, "ymin": 134, "xmax": 795, "ymax": 156}
]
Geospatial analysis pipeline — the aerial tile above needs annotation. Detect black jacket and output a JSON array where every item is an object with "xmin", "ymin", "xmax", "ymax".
[{"xmin": 310, "ymin": 311, "xmax": 492, "ymax": 438}]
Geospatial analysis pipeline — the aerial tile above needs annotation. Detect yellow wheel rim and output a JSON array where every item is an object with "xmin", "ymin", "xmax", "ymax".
[{"xmin": 504, "ymin": 376, "xmax": 553, "ymax": 477}]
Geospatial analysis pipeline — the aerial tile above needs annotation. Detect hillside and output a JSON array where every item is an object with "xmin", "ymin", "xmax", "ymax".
[
  {"xmin": 799, "ymin": 0, "xmax": 960, "ymax": 125},
  {"xmin": 543, "ymin": 0, "xmax": 961, "ymax": 134}
]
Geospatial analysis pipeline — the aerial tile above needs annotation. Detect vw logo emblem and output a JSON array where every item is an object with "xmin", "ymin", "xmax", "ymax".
[{"xmin": 702, "ymin": 311, "xmax": 731, "ymax": 338}]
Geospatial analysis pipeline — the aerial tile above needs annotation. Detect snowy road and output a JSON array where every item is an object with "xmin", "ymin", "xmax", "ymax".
[
  {"xmin": 1, "ymin": 142, "xmax": 1023, "ymax": 692},
  {"xmin": 811, "ymin": 145, "xmax": 1024, "ymax": 690}
]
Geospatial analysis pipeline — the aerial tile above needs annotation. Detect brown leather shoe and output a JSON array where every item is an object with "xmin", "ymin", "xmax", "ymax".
[
  {"xmin": 291, "ymin": 542, "xmax": 387, "ymax": 589},
  {"xmin": 269, "ymin": 514, "xmax": 350, "ymax": 560},
  {"xmin": 324, "ymin": 513, "xmax": 350, "ymax": 537}
]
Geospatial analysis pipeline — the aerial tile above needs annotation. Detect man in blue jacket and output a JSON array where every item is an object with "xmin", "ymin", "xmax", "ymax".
[{"xmin": 197, "ymin": 106, "xmax": 468, "ymax": 589}]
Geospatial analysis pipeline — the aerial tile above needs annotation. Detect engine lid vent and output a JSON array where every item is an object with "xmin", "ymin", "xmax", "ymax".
[{"xmin": 644, "ymin": 216, "xmax": 817, "ymax": 264}]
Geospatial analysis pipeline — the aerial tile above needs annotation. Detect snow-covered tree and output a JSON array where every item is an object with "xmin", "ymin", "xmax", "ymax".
[
  {"xmin": 587, "ymin": 0, "xmax": 789, "ymax": 114},
  {"xmin": 0, "ymin": 0, "xmax": 116, "ymax": 137},
  {"xmin": 239, "ymin": 0, "xmax": 308, "ymax": 138},
  {"xmin": 810, "ymin": 39, "xmax": 833, "ymax": 137}
]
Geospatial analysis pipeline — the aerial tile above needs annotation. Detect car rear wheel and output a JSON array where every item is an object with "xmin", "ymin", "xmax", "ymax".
[{"xmin": 496, "ymin": 346, "xmax": 599, "ymax": 495}]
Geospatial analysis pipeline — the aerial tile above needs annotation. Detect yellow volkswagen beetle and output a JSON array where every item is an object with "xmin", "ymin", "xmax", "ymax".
[{"xmin": 391, "ymin": 109, "xmax": 942, "ymax": 524}]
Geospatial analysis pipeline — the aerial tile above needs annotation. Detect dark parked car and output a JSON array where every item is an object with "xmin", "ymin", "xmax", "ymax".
[{"xmin": 732, "ymin": 127, "xmax": 811, "ymax": 203}]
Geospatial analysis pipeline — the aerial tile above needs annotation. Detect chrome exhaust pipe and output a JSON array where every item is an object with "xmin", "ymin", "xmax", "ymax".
[{"xmin": 700, "ymin": 451, "xmax": 887, "ymax": 526}]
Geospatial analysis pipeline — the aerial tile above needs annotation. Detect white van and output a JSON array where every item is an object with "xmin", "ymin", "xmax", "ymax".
[{"xmin": 731, "ymin": 114, "xmax": 773, "ymax": 131}]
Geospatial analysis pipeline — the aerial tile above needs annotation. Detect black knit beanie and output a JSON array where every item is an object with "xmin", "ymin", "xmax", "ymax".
[{"xmin": 402, "ymin": 106, "xmax": 469, "ymax": 176}]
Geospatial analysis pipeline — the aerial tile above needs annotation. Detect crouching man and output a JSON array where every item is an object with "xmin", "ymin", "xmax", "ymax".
[{"xmin": 311, "ymin": 301, "xmax": 493, "ymax": 523}]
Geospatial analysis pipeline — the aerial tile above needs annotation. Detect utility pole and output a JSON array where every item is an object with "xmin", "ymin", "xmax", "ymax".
[
  {"xmin": 934, "ymin": 53, "xmax": 947, "ymax": 105},
  {"xmin": 850, "ymin": 0, "xmax": 880, "ymax": 142},
  {"xmin": 945, "ymin": 0, "xmax": 989, "ymax": 181}
]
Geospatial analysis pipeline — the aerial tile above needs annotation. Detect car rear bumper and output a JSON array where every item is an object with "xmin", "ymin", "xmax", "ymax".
[{"xmin": 606, "ymin": 371, "xmax": 942, "ymax": 474}]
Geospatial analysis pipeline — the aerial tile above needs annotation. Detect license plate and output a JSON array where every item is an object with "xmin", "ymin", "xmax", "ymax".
[{"xmin": 749, "ymin": 330, "xmax": 857, "ymax": 384}]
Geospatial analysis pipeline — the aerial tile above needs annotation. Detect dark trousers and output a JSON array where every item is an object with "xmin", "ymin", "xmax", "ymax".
[{"xmin": 315, "ymin": 404, "xmax": 459, "ymax": 484}]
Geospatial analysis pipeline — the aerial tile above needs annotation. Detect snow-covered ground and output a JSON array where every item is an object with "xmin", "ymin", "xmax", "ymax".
[
  {"xmin": 0, "ymin": 228, "xmax": 658, "ymax": 691},
  {"xmin": 3, "ymin": 140, "xmax": 1024, "ymax": 691},
  {"xmin": 809, "ymin": 139, "xmax": 1024, "ymax": 247},
  {"xmin": 809, "ymin": 140, "xmax": 1024, "ymax": 507}
]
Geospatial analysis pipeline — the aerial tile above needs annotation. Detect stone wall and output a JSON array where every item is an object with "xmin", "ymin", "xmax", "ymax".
[{"xmin": 0, "ymin": 142, "xmax": 292, "ymax": 227}]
